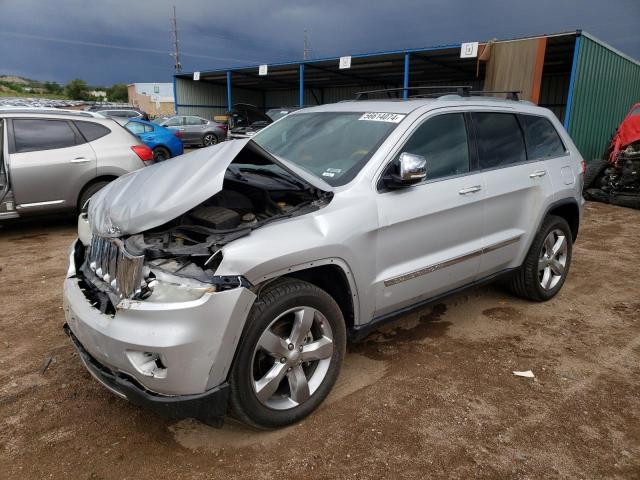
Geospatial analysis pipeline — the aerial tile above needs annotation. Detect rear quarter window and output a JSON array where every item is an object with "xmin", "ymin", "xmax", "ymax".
[
  {"xmin": 519, "ymin": 114, "xmax": 566, "ymax": 159},
  {"xmin": 75, "ymin": 121, "xmax": 111, "ymax": 142}
]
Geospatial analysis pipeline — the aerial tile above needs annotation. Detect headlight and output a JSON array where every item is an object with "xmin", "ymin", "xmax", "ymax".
[{"xmin": 144, "ymin": 268, "xmax": 216, "ymax": 303}]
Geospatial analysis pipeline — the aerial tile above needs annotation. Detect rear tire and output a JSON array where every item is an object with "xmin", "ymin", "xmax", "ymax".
[
  {"xmin": 508, "ymin": 215, "xmax": 573, "ymax": 302},
  {"xmin": 229, "ymin": 278, "xmax": 346, "ymax": 429},
  {"xmin": 583, "ymin": 158, "xmax": 608, "ymax": 189},
  {"xmin": 78, "ymin": 181, "xmax": 110, "ymax": 213},
  {"xmin": 202, "ymin": 133, "xmax": 218, "ymax": 147},
  {"xmin": 152, "ymin": 146, "xmax": 171, "ymax": 162}
]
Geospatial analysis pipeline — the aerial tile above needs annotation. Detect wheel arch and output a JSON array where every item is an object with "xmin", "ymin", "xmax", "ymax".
[
  {"xmin": 546, "ymin": 198, "xmax": 580, "ymax": 242},
  {"xmin": 77, "ymin": 175, "xmax": 117, "ymax": 209},
  {"xmin": 254, "ymin": 258, "xmax": 360, "ymax": 330}
]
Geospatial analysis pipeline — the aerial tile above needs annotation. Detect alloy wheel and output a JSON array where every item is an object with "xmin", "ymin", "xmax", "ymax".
[
  {"xmin": 203, "ymin": 134, "xmax": 217, "ymax": 146},
  {"xmin": 538, "ymin": 228, "xmax": 568, "ymax": 290},
  {"xmin": 251, "ymin": 306, "xmax": 334, "ymax": 410}
]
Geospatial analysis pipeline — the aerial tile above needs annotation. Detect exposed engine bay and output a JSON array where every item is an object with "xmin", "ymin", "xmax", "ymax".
[{"xmin": 76, "ymin": 141, "xmax": 332, "ymax": 312}]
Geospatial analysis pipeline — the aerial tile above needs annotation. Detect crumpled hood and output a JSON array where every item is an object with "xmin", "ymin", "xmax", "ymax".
[{"xmin": 89, "ymin": 139, "xmax": 249, "ymax": 237}]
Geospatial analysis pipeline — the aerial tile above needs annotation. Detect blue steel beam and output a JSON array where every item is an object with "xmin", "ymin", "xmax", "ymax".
[
  {"xmin": 564, "ymin": 35, "xmax": 582, "ymax": 130},
  {"xmin": 299, "ymin": 63, "xmax": 304, "ymax": 107},
  {"xmin": 226, "ymin": 71, "xmax": 232, "ymax": 112},
  {"xmin": 403, "ymin": 53, "xmax": 410, "ymax": 99}
]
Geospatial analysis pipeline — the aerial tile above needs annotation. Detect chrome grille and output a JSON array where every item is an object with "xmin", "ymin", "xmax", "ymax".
[{"xmin": 87, "ymin": 236, "xmax": 144, "ymax": 299}]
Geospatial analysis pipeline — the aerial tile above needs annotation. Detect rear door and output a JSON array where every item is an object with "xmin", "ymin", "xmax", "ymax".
[
  {"xmin": 471, "ymin": 112, "xmax": 555, "ymax": 276},
  {"xmin": 373, "ymin": 112, "xmax": 486, "ymax": 317},
  {"xmin": 8, "ymin": 118, "xmax": 96, "ymax": 213},
  {"xmin": 184, "ymin": 116, "xmax": 206, "ymax": 143}
]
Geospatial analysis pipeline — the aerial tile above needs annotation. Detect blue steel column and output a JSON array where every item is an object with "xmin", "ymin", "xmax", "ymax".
[
  {"xmin": 226, "ymin": 71, "xmax": 232, "ymax": 112},
  {"xmin": 564, "ymin": 36, "xmax": 581, "ymax": 130},
  {"xmin": 299, "ymin": 63, "xmax": 305, "ymax": 107},
  {"xmin": 172, "ymin": 75, "xmax": 177, "ymax": 114},
  {"xmin": 403, "ymin": 53, "xmax": 410, "ymax": 99}
]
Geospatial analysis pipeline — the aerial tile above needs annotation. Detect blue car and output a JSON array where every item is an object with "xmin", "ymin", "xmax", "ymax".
[{"xmin": 122, "ymin": 118, "xmax": 184, "ymax": 162}]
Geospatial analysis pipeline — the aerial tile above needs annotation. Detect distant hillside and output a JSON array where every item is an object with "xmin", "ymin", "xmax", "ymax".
[{"xmin": 0, "ymin": 75, "xmax": 68, "ymax": 99}]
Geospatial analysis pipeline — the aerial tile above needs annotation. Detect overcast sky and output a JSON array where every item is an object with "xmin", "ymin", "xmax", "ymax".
[{"xmin": 0, "ymin": 0, "xmax": 638, "ymax": 86}]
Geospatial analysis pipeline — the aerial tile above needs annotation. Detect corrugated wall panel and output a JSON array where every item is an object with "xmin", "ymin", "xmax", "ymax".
[
  {"xmin": 175, "ymin": 77, "xmax": 264, "ymax": 118},
  {"xmin": 567, "ymin": 37, "xmax": 640, "ymax": 161}
]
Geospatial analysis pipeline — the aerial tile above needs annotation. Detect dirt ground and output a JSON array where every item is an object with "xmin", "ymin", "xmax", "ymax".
[{"xmin": 0, "ymin": 202, "xmax": 638, "ymax": 479}]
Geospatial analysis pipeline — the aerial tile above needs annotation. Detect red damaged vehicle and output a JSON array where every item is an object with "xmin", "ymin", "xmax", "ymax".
[{"xmin": 584, "ymin": 103, "xmax": 640, "ymax": 209}]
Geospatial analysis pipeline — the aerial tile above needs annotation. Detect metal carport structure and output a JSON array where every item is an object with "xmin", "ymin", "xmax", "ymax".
[{"xmin": 174, "ymin": 30, "xmax": 640, "ymax": 161}]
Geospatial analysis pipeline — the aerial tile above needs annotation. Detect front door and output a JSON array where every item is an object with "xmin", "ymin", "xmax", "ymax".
[
  {"xmin": 9, "ymin": 118, "xmax": 96, "ymax": 213},
  {"xmin": 373, "ymin": 112, "xmax": 486, "ymax": 317}
]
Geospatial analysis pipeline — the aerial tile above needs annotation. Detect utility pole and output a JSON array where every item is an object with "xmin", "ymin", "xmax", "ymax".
[
  {"xmin": 170, "ymin": 5, "xmax": 182, "ymax": 72},
  {"xmin": 303, "ymin": 29, "xmax": 311, "ymax": 60}
]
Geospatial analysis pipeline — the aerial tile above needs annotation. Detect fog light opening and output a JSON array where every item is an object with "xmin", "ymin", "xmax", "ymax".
[{"xmin": 126, "ymin": 350, "xmax": 168, "ymax": 379}]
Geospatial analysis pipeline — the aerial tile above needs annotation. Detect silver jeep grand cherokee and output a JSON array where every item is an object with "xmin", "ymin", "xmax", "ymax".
[{"xmin": 63, "ymin": 94, "xmax": 585, "ymax": 428}]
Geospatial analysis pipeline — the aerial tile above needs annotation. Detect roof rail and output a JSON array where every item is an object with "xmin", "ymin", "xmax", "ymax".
[
  {"xmin": 0, "ymin": 107, "xmax": 103, "ymax": 118},
  {"xmin": 354, "ymin": 86, "xmax": 472, "ymax": 100},
  {"xmin": 469, "ymin": 90, "xmax": 521, "ymax": 101}
]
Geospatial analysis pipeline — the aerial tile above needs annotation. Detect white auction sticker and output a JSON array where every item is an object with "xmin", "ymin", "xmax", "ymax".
[{"xmin": 358, "ymin": 112, "xmax": 406, "ymax": 123}]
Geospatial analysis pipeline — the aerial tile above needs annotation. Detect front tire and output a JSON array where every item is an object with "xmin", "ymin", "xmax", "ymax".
[
  {"xmin": 508, "ymin": 215, "xmax": 573, "ymax": 302},
  {"xmin": 229, "ymin": 279, "xmax": 346, "ymax": 429}
]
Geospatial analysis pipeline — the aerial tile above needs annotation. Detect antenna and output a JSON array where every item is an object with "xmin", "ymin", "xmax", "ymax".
[
  {"xmin": 170, "ymin": 5, "xmax": 182, "ymax": 72},
  {"xmin": 303, "ymin": 29, "xmax": 311, "ymax": 60}
]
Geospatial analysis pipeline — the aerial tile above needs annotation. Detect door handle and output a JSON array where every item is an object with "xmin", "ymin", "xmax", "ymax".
[
  {"xmin": 458, "ymin": 185, "xmax": 482, "ymax": 195},
  {"xmin": 70, "ymin": 157, "xmax": 90, "ymax": 164},
  {"xmin": 529, "ymin": 170, "xmax": 547, "ymax": 178}
]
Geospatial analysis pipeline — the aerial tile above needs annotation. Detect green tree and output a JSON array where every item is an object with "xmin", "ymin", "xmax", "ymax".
[
  {"xmin": 107, "ymin": 83, "xmax": 128, "ymax": 102},
  {"xmin": 43, "ymin": 81, "xmax": 63, "ymax": 95},
  {"xmin": 65, "ymin": 79, "xmax": 90, "ymax": 100}
]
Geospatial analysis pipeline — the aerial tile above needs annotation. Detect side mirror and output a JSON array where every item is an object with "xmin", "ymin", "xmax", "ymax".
[{"xmin": 384, "ymin": 152, "xmax": 427, "ymax": 189}]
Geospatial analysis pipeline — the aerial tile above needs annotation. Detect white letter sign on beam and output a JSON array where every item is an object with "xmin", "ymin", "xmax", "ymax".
[
  {"xmin": 193, "ymin": 71, "xmax": 200, "ymax": 81},
  {"xmin": 460, "ymin": 42, "xmax": 479, "ymax": 58},
  {"xmin": 339, "ymin": 56, "xmax": 351, "ymax": 69},
  {"xmin": 259, "ymin": 64, "xmax": 268, "ymax": 76}
]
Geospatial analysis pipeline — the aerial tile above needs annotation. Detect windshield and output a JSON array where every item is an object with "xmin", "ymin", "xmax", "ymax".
[{"xmin": 252, "ymin": 111, "xmax": 402, "ymax": 186}]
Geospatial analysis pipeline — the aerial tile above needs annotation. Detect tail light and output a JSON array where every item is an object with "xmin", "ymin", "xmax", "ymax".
[
  {"xmin": 131, "ymin": 145, "xmax": 154, "ymax": 163},
  {"xmin": 174, "ymin": 130, "xmax": 183, "ymax": 138},
  {"xmin": 581, "ymin": 159, "xmax": 587, "ymax": 175}
]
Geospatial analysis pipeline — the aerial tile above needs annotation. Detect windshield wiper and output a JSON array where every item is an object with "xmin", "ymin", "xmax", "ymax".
[{"xmin": 239, "ymin": 167, "xmax": 306, "ymax": 188}]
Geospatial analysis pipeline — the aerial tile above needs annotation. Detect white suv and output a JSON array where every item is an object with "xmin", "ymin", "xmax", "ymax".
[{"xmin": 63, "ymin": 93, "xmax": 585, "ymax": 429}]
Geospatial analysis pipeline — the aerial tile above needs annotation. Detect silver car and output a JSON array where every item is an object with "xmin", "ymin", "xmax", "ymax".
[
  {"xmin": 0, "ymin": 108, "xmax": 151, "ymax": 219},
  {"xmin": 159, "ymin": 115, "xmax": 227, "ymax": 147},
  {"xmin": 63, "ymin": 96, "xmax": 585, "ymax": 428}
]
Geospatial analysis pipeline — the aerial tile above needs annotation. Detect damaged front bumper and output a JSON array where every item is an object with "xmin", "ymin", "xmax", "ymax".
[{"xmin": 63, "ymin": 240, "xmax": 256, "ymax": 425}]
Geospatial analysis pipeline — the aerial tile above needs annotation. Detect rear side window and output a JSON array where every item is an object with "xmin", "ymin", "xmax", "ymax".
[
  {"xmin": 186, "ymin": 116, "xmax": 206, "ymax": 125},
  {"xmin": 519, "ymin": 115, "xmax": 565, "ymax": 159},
  {"xmin": 397, "ymin": 113, "xmax": 470, "ymax": 180},
  {"xmin": 164, "ymin": 116, "xmax": 183, "ymax": 127},
  {"xmin": 75, "ymin": 121, "xmax": 111, "ymax": 142},
  {"xmin": 12, "ymin": 119, "xmax": 79, "ymax": 153},
  {"xmin": 472, "ymin": 113, "xmax": 526, "ymax": 169}
]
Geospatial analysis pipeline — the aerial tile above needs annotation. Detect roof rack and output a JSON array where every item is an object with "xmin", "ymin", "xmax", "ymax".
[
  {"xmin": 355, "ymin": 86, "xmax": 472, "ymax": 100},
  {"xmin": 354, "ymin": 86, "xmax": 522, "ymax": 101}
]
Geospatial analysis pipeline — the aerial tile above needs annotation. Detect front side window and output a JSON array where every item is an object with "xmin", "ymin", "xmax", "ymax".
[
  {"xmin": 13, "ymin": 119, "xmax": 79, "ymax": 153},
  {"xmin": 473, "ymin": 113, "xmax": 526, "ymax": 169},
  {"xmin": 252, "ymin": 112, "xmax": 401, "ymax": 186},
  {"xmin": 520, "ymin": 115, "xmax": 565, "ymax": 159},
  {"xmin": 395, "ymin": 113, "xmax": 470, "ymax": 181}
]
